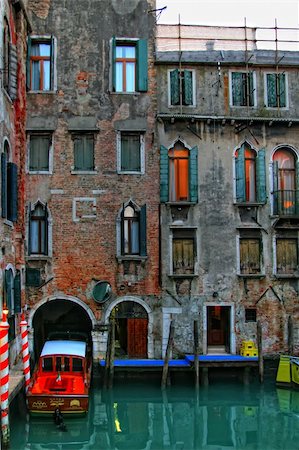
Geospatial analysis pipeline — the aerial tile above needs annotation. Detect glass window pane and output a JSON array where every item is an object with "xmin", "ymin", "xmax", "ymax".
[
  {"xmin": 116, "ymin": 62, "xmax": 123, "ymax": 91},
  {"xmin": 39, "ymin": 43, "xmax": 51, "ymax": 57},
  {"xmin": 32, "ymin": 61, "xmax": 40, "ymax": 90},
  {"xmin": 126, "ymin": 62, "xmax": 135, "ymax": 92},
  {"xmin": 30, "ymin": 220, "xmax": 39, "ymax": 253},
  {"xmin": 43, "ymin": 61, "xmax": 50, "ymax": 91},
  {"xmin": 131, "ymin": 221, "xmax": 140, "ymax": 254},
  {"xmin": 124, "ymin": 220, "xmax": 129, "ymax": 254}
]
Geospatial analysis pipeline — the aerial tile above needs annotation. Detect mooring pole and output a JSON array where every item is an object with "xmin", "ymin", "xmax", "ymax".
[
  {"xmin": 20, "ymin": 314, "xmax": 31, "ymax": 393},
  {"xmin": 194, "ymin": 319, "xmax": 200, "ymax": 390},
  {"xmin": 0, "ymin": 309, "xmax": 10, "ymax": 447},
  {"xmin": 288, "ymin": 315, "xmax": 294, "ymax": 355},
  {"xmin": 108, "ymin": 319, "xmax": 115, "ymax": 389},
  {"xmin": 161, "ymin": 320, "xmax": 174, "ymax": 389},
  {"xmin": 257, "ymin": 320, "xmax": 264, "ymax": 383},
  {"xmin": 103, "ymin": 322, "xmax": 112, "ymax": 389}
]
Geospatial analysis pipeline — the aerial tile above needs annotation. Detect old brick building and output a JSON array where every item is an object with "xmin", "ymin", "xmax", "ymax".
[
  {"xmin": 1, "ymin": 0, "xmax": 30, "ymax": 365},
  {"xmin": 25, "ymin": 0, "xmax": 161, "ymax": 361},
  {"xmin": 156, "ymin": 24, "xmax": 299, "ymax": 357}
]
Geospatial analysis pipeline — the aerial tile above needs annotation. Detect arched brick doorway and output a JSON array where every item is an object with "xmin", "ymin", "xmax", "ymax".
[{"xmin": 111, "ymin": 301, "xmax": 148, "ymax": 358}]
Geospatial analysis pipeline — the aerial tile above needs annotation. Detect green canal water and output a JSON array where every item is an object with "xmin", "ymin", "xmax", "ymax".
[{"xmin": 8, "ymin": 373, "xmax": 299, "ymax": 450}]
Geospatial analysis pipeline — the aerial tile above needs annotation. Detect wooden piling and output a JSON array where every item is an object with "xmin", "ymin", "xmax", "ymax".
[
  {"xmin": 257, "ymin": 320, "xmax": 264, "ymax": 383},
  {"xmin": 288, "ymin": 315, "xmax": 294, "ymax": 355},
  {"xmin": 108, "ymin": 319, "xmax": 115, "ymax": 389},
  {"xmin": 104, "ymin": 321, "xmax": 115, "ymax": 389},
  {"xmin": 194, "ymin": 320, "xmax": 200, "ymax": 389},
  {"xmin": 161, "ymin": 320, "xmax": 174, "ymax": 389}
]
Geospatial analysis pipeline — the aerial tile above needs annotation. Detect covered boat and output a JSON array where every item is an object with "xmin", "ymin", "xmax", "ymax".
[
  {"xmin": 27, "ymin": 339, "xmax": 92, "ymax": 415},
  {"xmin": 276, "ymin": 355, "xmax": 299, "ymax": 388}
]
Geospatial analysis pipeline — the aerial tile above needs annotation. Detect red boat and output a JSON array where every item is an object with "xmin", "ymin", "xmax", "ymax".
[{"xmin": 27, "ymin": 339, "xmax": 92, "ymax": 415}]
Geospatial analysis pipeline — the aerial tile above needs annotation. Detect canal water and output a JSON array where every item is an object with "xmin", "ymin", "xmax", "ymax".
[{"xmin": 8, "ymin": 373, "xmax": 299, "ymax": 450}]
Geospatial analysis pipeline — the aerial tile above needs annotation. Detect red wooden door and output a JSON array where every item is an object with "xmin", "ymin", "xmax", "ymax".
[{"xmin": 127, "ymin": 318, "xmax": 148, "ymax": 358}]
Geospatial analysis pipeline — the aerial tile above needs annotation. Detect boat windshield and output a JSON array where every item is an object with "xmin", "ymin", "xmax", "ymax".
[
  {"xmin": 42, "ymin": 357, "xmax": 53, "ymax": 372},
  {"xmin": 73, "ymin": 358, "xmax": 83, "ymax": 372}
]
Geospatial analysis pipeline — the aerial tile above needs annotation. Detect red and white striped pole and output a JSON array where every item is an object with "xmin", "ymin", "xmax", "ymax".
[
  {"xmin": 20, "ymin": 314, "xmax": 31, "ymax": 393},
  {"xmin": 0, "ymin": 309, "xmax": 10, "ymax": 445}
]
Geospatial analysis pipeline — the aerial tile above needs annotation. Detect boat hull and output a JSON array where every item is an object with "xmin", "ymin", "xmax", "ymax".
[{"xmin": 27, "ymin": 394, "xmax": 89, "ymax": 415}]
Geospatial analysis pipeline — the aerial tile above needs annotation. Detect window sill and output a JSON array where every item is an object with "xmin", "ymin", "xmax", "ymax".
[
  {"xmin": 110, "ymin": 91, "xmax": 141, "ymax": 95},
  {"xmin": 168, "ymin": 104, "xmax": 196, "ymax": 108},
  {"xmin": 168, "ymin": 274, "xmax": 198, "ymax": 279},
  {"xmin": 3, "ymin": 219, "xmax": 14, "ymax": 228},
  {"xmin": 28, "ymin": 171, "xmax": 51, "ymax": 175},
  {"xmin": 117, "ymin": 171, "xmax": 144, "ymax": 175},
  {"xmin": 237, "ymin": 274, "xmax": 265, "ymax": 279},
  {"xmin": 27, "ymin": 90, "xmax": 56, "ymax": 95},
  {"xmin": 117, "ymin": 255, "xmax": 147, "ymax": 262},
  {"xmin": 2, "ymin": 87, "xmax": 13, "ymax": 104},
  {"xmin": 165, "ymin": 201, "xmax": 197, "ymax": 206},
  {"xmin": 234, "ymin": 202, "xmax": 265, "ymax": 207},
  {"xmin": 26, "ymin": 255, "xmax": 51, "ymax": 261},
  {"xmin": 274, "ymin": 274, "xmax": 299, "ymax": 279},
  {"xmin": 71, "ymin": 170, "xmax": 97, "ymax": 175}
]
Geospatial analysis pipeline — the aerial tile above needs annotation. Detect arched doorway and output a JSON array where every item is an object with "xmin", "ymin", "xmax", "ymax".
[
  {"xmin": 32, "ymin": 298, "xmax": 93, "ymax": 360},
  {"xmin": 111, "ymin": 301, "xmax": 148, "ymax": 358}
]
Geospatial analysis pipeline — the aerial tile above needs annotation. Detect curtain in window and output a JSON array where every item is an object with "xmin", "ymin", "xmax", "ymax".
[
  {"xmin": 173, "ymin": 239, "xmax": 194, "ymax": 273},
  {"xmin": 169, "ymin": 148, "xmax": 189, "ymax": 202}
]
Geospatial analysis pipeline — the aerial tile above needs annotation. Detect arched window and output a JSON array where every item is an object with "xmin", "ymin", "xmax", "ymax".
[
  {"xmin": 120, "ymin": 202, "xmax": 147, "ymax": 257},
  {"xmin": 29, "ymin": 202, "xmax": 48, "ymax": 255},
  {"xmin": 235, "ymin": 143, "xmax": 266, "ymax": 204},
  {"xmin": 273, "ymin": 148, "xmax": 297, "ymax": 215},
  {"xmin": 168, "ymin": 142, "xmax": 189, "ymax": 202}
]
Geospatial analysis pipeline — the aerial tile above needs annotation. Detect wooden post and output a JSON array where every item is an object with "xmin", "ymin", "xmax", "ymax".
[
  {"xmin": 103, "ymin": 323, "xmax": 112, "ymax": 389},
  {"xmin": 108, "ymin": 319, "xmax": 115, "ymax": 389},
  {"xmin": 288, "ymin": 315, "xmax": 294, "ymax": 355},
  {"xmin": 257, "ymin": 320, "xmax": 264, "ymax": 383},
  {"xmin": 194, "ymin": 320, "xmax": 200, "ymax": 390},
  {"xmin": 161, "ymin": 320, "xmax": 174, "ymax": 389}
]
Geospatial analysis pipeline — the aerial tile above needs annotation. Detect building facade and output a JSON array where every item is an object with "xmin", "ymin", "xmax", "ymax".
[
  {"xmin": 25, "ymin": 0, "xmax": 161, "ymax": 362},
  {"xmin": 156, "ymin": 24, "xmax": 299, "ymax": 357},
  {"xmin": 1, "ymin": 0, "xmax": 30, "ymax": 365}
]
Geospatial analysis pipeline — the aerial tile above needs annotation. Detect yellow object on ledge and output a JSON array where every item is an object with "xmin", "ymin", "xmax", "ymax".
[{"xmin": 240, "ymin": 340, "xmax": 258, "ymax": 357}]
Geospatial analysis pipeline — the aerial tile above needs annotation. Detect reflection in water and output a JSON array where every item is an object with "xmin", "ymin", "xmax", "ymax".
[{"xmin": 9, "ymin": 378, "xmax": 299, "ymax": 450}]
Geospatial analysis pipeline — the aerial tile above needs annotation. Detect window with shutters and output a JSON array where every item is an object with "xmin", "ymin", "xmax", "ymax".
[
  {"xmin": 265, "ymin": 73, "xmax": 287, "ymax": 108},
  {"xmin": 235, "ymin": 143, "xmax": 266, "ymax": 204},
  {"xmin": 1, "ymin": 141, "xmax": 18, "ymax": 222},
  {"xmin": 111, "ymin": 38, "xmax": 148, "ymax": 93},
  {"xmin": 3, "ymin": 18, "xmax": 10, "ymax": 92},
  {"xmin": 72, "ymin": 134, "xmax": 95, "ymax": 172},
  {"xmin": 2, "ymin": 17, "xmax": 17, "ymax": 100},
  {"xmin": 118, "ymin": 201, "xmax": 147, "ymax": 258},
  {"xmin": 29, "ymin": 202, "xmax": 48, "ymax": 255},
  {"xmin": 276, "ymin": 237, "xmax": 298, "ymax": 276},
  {"xmin": 117, "ymin": 132, "xmax": 144, "ymax": 174},
  {"xmin": 27, "ymin": 36, "xmax": 55, "ymax": 91},
  {"xmin": 172, "ymin": 229, "xmax": 196, "ymax": 275},
  {"xmin": 28, "ymin": 134, "xmax": 52, "ymax": 173},
  {"xmin": 230, "ymin": 71, "xmax": 256, "ymax": 107},
  {"xmin": 239, "ymin": 236, "xmax": 262, "ymax": 276},
  {"xmin": 272, "ymin": 147, "xmax": 298, "ymax": 216},
  {"xmin": 168, "ymin": 69, "xmax": 195, "ymax": 106},
  {"xmin": 160, "ymin": 141, "xmax": 198, "ymax": 204}
]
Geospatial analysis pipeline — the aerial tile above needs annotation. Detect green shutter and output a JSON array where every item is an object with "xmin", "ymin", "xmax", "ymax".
[
  {"xmin": 120, "ymin": 204, "xmax": 125, "ymax": 255},
  {"xmin": 189, "ymin": 146, "xmax": 198, "ymax": 203},
  {"xmin": 160, "ymin": 145, "xmax": 169, "ymax": 202},
  {"xmin": 1, "ymin": 152, "xmax": 7, "ymax": 218},
  {"xmin": 74, "ymin": 137, "xmax": 84, "ymax": 170},
  {"xmin": 50, "ymin": 35, "xmax": 55, "ymax": 90},
  {"xmin": 83, "ymin": 136, "xmax": 94, "ymax": 170},
  {"xmin": 236, "ymin": 144, "xmax": 246, "ymax": 202},
  {"xmin": 256, "ymin": 148, "xmax": 267, "ymax": 203},
  {"xmin": 111, "ymin": 37, "xmax": 116, "ymax": 91},
  {"xmin": 267, "ymin": 74, "xmax": 276, "ymax": 107},
  {"xmin": 296, "ymin": 159, "xmax": 299, "ymax": 215},
  {"xmin": 140, "ymin": 204, "xmax": 147, "ymax": 256},
  {"xmin": 26, "ymin": 36, "xmax": 31, "ymax": 90},
  {"xmin": 248, "ymin": 73, "xmax": 254, "ymax": 106},
  {"xmin": 278, "ymin": 74, "xmax": 286, "ymax": 108},
  {"xmin": 137, "ymin": 39, "xmax": 148, "ymax": 92},
  {"xmin": 7, "ymin": 162, "xmax": 18, "ymax": 222},
  {"xmin": 170, "ymin": 69, "xmax": 179, "ymax": 105},
  {"xmin": 273, "ymin": 161, "xmax": 279, "ymax": 215},
  {"xmin": 9, "ymin": 44, "xmax": 18, "ymax": 100},
  {"xmin": 184, "ymin": 70, "xmax": 193, "ymax": 105},
  {"xmin": 14, "ymin": 272, "xmax": 21, "ymax": 314},
  {"xmin": 5, "ymin": 270, "xmax": 13, "ymax": 313},
  {"xmin": 232, "ymin": 72, "xmax": 243, "ymax": 106}
]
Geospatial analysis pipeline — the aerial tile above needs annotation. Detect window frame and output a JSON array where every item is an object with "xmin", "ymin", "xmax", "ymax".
[
  {"xmin": 117, "ymin": 202, "xmax": 147, "ymax": 259},
  {"xmin": 3, "ymin": 17, "xmax": 10, "ymax": 94},
  {"xmin": 71, "ymin": 133, "xmax": 95, "ymax": 173},
  {"xmin": 264, "ymin": 72, "xmax": 288, "ymax": 109},
  {"xmin": 117, "ymin": 131, "xmax": 145, "ymax": 174},
  {"xmin": 170, "ymin": 228, "xmax": 197, "ymax": 277},
  {"xmin": 237, "ymin": 230, "xmax": 264, "ymax": 277},
  {"xmin": 274, "ymin": 234, "xmax": 299, "ymax": 277},
  {"xmin": 27, "ymin": 35, "xmax": 57, "ymax": 92},
  {"xmin": 229, "ymin": 70, "xmax": 257, "ymax": 108},
  {"xmin": 168, "ymin": 68, "xmax": 196, "ymax": 107},
  {"xmin": 27, "ymin": 133, "xmax": 53, "ymax": 174},
  {"xmin": 1, "ymin": 140, "xmax": 18, "ymax": 223},
  {"xmin": 28, "ymin": 202, "xmax": 50, "ymax": 257}
]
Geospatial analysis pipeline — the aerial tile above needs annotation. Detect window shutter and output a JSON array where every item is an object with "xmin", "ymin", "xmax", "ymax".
[
  {"xmin": 50, "ymin": 35, "xmax": 55, "ymax": 90},
  {"xmin": 9, "ymin": 44, "xmax": 18, "ymax": 100},
  {"xmin": 189, "ymin": 146, "xmax": 198, "ymax": 203},
  {"xmin": 140, "ymin": 204, "xmax": 147, "ymax": 256},
  {"xmin": 273, "ymin": 160, "xmax": 279, "ymax": 215},
  {"xmin": 160, "ymin": 145, "xmax": 169, "ymax": 202},
  {"xmin": 296, "ymin": 159, "xmax": 299, "ymax": 215},
  {"xmin": 278, "ymin": 74, "xmax": 286, "ymax": 108},
  {"xmin": 137, "ymin": 39, "xmax": 148, "ymax": 92},
  {"xmin": 84, "ymin": 136, "xmax": 94, "ymax": 171},
  {"xmin": 120, "ymin": 203, "xmax": 125, "ymax": 255},
  {"xmin": 256, "ymin": 148, "xmax": 267, "ymax": 203},
  {"xmin": 248, "ymin": 72, "xmax": 254, "ymax": 106},
  {"xmin": 111, "ymin": 37, "xmax": 116, "ymax": 91},
  {"xmin": 7, "ymin": 162, "xmax": 18, "ymax": 222},
  {"xmin": 44, "ymin": 203, "xmax": 49, "ymax": 255},
  {"xmin": 267, "ymin": 74, "xmax": 276, "ymax": 107},
  {"xmin": 1, "ymin": 152, "xmax": 7, "ymax": 218},
  {"xmin": 232, "ymin": 72, "xmax": 242, "ymax": 106},
  {"xmin": 74, "ymin": 137, "xmax": 84, "ymax": 170},
  {"xmin": 5, "ymin": 270, "xmax": 13, "ymax": 314},
  {"xmin": 14, "ymin": 272, "xmax": 21, "ymax": 314},
  {"xmin": 235, "ymin": 145, "xmax": 246, "ymax": 202},
  {"xmin": 170, "ymin": 69, "xmax": 179, "ymax": 105},
  {"xmin": 184, "ymin": 70, "xmax": 193, "ymax": 105},
  {"xmin": 26, "ymin": 36, "xmax": 31, "ymax": 90}
]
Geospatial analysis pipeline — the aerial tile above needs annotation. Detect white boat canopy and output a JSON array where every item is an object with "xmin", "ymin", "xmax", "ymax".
[{"xmin": 40, "ymin": 340, "xmax": 87, "ymax": 358}]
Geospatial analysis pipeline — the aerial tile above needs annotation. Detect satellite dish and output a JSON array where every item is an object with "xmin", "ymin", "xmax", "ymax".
[{"xmin": 92, "ymin": 281, "xmax": 112, "ymax": 304}]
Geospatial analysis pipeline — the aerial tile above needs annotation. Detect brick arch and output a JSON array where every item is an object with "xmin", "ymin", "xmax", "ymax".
[{"xmin": 104, "ymin": 296, "xmax": 154, "ymax": 358}]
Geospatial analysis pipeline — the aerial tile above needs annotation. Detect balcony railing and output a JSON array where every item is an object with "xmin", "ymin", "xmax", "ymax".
[{"xmin": 273, "ymin": 190, "xmax": 299, "ymax": 216}]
